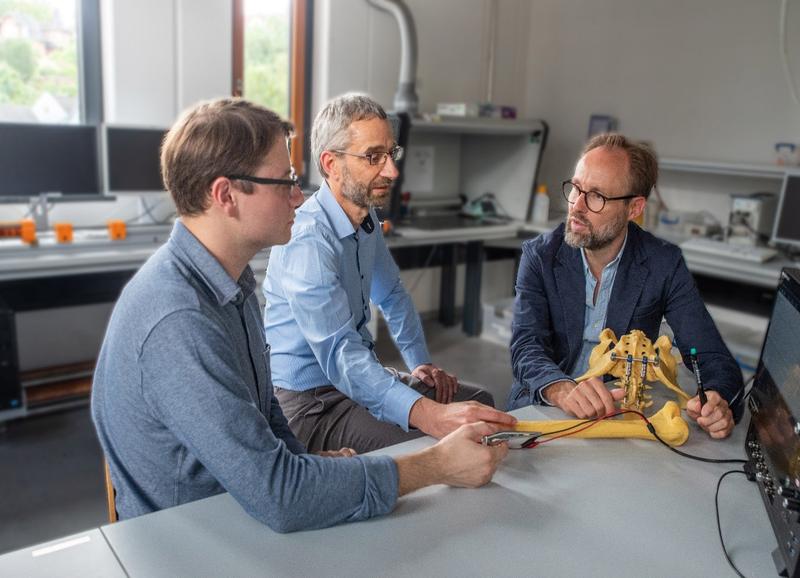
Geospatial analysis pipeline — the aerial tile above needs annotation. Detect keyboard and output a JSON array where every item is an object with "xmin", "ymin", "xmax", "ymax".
[{"xmin": 679, "ymin": 237, "xmax": 779, "ymax": 263}]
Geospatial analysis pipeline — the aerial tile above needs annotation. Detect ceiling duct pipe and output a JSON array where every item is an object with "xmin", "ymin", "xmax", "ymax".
[{"xmin": 366, "ymin": 0, "xmax": 419, "ymax": 115}]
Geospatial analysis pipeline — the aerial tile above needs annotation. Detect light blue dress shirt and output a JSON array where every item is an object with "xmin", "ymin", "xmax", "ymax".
[
  {"xmin": 571, "ymin": 233, "xmax": 628, "ymax": 376},
  {"xmin": 264, "ymin": 182, "xmax": 431, "ymax": 430}
]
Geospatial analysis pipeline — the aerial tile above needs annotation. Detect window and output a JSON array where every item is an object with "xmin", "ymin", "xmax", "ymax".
[
  {"xmin": 233, "ymin": 0, "xmax": 310, "ymax": 179},
  {"xmin": 0, "ymin": 0, "xmax": 80, "ymax": 123}
]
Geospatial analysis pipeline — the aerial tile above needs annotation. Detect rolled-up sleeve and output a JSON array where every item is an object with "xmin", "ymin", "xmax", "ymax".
[
  {"xmin": 277, "ymin": 228, "xmax": 422, "ymax": 430},
  {"xmin": 140, "ymin": 310, "xmax": 399, "ymax": 533}
]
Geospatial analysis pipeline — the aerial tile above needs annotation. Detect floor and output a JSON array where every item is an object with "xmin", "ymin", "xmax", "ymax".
[{"xmin": 0, "ymin": 319, "xmax": 513, "ymax": 555}]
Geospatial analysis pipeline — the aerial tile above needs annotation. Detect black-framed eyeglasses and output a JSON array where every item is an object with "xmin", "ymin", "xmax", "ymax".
[
  {"xmin": 561, "ymin": 180, "xmax": 641, "ymax": 213},
  {"xmin": 331, "ymin": 145, "xmax": 404, "ymax": 166},
  {"xmin": 227, "ymin": 172, "xmax": 299, "ymax": 188}
]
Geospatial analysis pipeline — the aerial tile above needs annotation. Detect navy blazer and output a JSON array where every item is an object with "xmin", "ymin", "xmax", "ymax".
[{"xmin": 507, "ymin": 222, "xmax": 744, "ymax": 419}]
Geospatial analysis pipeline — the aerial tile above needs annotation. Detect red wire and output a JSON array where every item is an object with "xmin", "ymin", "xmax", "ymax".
[{"xmin": 524, "ymin": 409, "xmax": 652, "ymax": 448}]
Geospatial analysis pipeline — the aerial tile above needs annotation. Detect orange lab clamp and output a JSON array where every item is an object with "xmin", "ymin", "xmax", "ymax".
[
  {"xmin": 54, "ymin": 222, "xmax": 74, "ymax": 243},
  {"xmin": 107, "ymin": 220, "xmax": 127, "ymax": 240},
  {"xmin": 20, "ymin": 219, "xmax": 37, "ymax": 244}
]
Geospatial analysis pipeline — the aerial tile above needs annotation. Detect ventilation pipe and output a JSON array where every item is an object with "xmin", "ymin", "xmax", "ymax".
[{"xmin": 366, "ymin": 0, "xmax": 419, "ymax": 115}]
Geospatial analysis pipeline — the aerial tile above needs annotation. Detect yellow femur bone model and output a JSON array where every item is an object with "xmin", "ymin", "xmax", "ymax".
[{"xmin": 514, "ymin": 329, "xmax": 692, "ymax": 446}]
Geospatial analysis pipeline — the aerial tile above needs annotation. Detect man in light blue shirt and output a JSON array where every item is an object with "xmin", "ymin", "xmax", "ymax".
[
  {"xmin": 92, "ymin": 98, "xmax": 509, "ymax": 532},
  {"xmin": 265, "ymin": 94, "xmax": 515, "ymax": 453}
]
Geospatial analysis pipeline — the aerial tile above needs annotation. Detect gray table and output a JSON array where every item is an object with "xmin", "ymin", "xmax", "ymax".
[
  {"xmin": 0, "ymin": 529, "xmax": 126, "ymax": 578},
  {"xmin": 100, "ymin": 405, "xmax": 776, "ymax": 577}
]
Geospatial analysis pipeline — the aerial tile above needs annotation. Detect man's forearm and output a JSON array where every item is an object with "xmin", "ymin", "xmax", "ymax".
[
  {"xmin": 394, "ymin": 446, "xmax": 442, "ymax": 496},
  {"xmin": 540, "ymin": 379, "xmax": 577, "ymax": 407},
  {"xmin": 407, "ymin": 396, "xmax": 437, "ymax": 435}
]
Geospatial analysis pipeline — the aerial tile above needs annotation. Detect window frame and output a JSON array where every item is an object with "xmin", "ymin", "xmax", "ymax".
[{"xmin": 232, "ymin": 0, "xmax": 312, "ymax": 185}]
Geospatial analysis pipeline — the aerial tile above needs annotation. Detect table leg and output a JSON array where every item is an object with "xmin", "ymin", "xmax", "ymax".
[
  {"xmin": 463, "ymin": 241, "xmax": 484, "ymax": 336},
  {"xmin": 0, "ymin": 302, "xmax": 23, "ymax": 419},
  {"xmin": 439, "ymin": 244, "xmax": 456, "ymax": 327}
]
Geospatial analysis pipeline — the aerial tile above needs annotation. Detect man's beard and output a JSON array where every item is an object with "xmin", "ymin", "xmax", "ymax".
[
  {"xmin": 341, "ymin": 165, "xmax": 393, "ymax": 210},
  {"xmin": 564, "ymin": 209, "xmax": 628, "ymax": 250}
]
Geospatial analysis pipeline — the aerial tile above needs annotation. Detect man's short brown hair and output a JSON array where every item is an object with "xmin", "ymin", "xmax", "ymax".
[
  {"xmin": 161, "ymin": 98, "xmax": 293, "ymax": 216},
  {"xmin": 582, "ymin": 133, "xmax": 658, "ymax": 199}
]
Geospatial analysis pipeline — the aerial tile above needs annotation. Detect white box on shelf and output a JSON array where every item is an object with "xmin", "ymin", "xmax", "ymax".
[
  {"xmin": 480, "ymin": 297, "xmax": 515, "ymax": 346},
  {"xmin": 436, "ymin": 102, "xmax": 479, "ymax": 117}
]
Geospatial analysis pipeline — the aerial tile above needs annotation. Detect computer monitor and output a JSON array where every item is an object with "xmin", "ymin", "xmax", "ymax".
[
  {"xmin": 104, "ymin": 126, "xmax": 167, "ymax": 193},
  {"xmin": 0, "ymin": 123, "xmax": 101, "ymax": 198},
  {"xmin": 772, "ymin": 171, "xmax": 800, "ymax": 248},
  {"xmin": 746, "ymin": 267, "xmax": 800, "ymax": 577}
]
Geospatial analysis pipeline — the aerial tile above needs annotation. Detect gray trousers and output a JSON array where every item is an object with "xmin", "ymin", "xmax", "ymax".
[{"xmin": 274, "ymin": 374, "xmax": 494, "ymax": 454}]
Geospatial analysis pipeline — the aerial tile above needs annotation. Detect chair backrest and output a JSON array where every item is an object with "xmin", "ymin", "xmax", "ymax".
[{"xmin": 104, "ymin": 460, "xmax": 118, "ymax": 523}]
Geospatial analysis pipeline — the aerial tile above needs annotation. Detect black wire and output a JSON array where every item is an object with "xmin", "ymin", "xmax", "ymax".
[
  {"xmin": 521, "ymin": 414, "xmax": 615, "ymax": 448},
  {"xmin": 715, "ymin": 469, "xmax": 749, "ymax": 578},
  {"xmin": 644, "ymin": 422, "xmax": 748, "ymax": 464},
  {"xmin": 742, "ymin": 373, "xmax": 756, "ymax": 403},
  {"xmin": 532, "ymin": 416, "xmax": 598, "ymax": 438}
]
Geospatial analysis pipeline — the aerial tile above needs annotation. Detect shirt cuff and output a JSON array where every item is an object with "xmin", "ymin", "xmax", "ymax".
[
  {"xmin": 382, "ymin": 379, "xmax": 424, "ymax": 431},
  {"xmin": 356, "ymin": 455, "xmax": 399, "ymax": 518}
]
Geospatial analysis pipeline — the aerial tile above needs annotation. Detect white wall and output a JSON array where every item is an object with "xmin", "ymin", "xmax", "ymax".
[
  {"xmin": 101, "ymin": 0, "xmax": 177, "ymax": 127},
  {"xmin": 102, "ymin": 0, "xmax": 232, "ymax": 126},
  {"xmin": 523, "ymin": 0, "xmax": 800, "ymax": 216},
  {"xmin": 312, "ymin": 0, "xmax": 531, "ymax": 129}
]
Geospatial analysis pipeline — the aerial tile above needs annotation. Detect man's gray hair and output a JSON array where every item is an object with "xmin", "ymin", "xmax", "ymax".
[{"xmin": 311, "ymin": 93, "xmax": 388, "ymax": 178}]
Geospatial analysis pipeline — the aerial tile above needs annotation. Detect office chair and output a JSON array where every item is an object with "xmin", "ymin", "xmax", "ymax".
[{"xmin": 104, "ymin": 460, "xmax": 118, "ymax": 523}]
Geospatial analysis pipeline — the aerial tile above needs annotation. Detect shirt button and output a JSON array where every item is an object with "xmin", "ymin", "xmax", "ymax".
[{"xmin": 361, "ymin": 275, "xmax": 364, "ymax": 279}]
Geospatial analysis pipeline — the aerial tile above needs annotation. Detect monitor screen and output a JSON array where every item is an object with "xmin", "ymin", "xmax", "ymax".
[
  {"xmin": 105, "ymin": 126, "xmax": 166, "ymax": 193},
  {"xmin": 773, "ymin": 173, "xmax": 800, "ymax": 247},
  {"xmin": 0, "ymin": 123, "xmax": 101, "ymax": 197},
  {"xmin": 750, "ymin": 269, "xmax": 800, "ymax": 477}
]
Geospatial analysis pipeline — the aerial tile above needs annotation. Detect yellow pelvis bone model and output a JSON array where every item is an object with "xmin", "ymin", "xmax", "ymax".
[{"xmin": 515, "ymin": 329, "xmax": 692, "ymax": 446}]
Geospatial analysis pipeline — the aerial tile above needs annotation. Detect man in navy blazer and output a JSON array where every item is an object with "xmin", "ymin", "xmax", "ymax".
[{"xmin": 508, "ymin": 133, "xmax": 743, "ymax": 439}]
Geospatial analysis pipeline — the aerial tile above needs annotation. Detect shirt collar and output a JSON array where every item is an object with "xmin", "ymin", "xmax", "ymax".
[
  {"xmin": 579, "ymin": 231, "xmax": 629, "ymax": 279},
  {"xmin": 318, "ymin": 181, "xmax": 361, "ymax": 239},
  {"xmin": 169, "ymin": 220, "xmax": 255, "ymax": 306}
]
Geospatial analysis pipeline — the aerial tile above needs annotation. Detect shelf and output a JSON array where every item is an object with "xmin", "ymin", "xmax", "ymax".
[
  {"xmin": 411, "ymin": 116, "xmax": 544, "ymax": 136},
  {"xmin": 659, "ymin": 158, "xmax": 787, "ymax": 179}
]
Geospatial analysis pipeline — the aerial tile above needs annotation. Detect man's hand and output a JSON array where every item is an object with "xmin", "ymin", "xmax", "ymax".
[
  {"xmin": 686, "ymin": 390, "xmax": 734, "ymax": 439},
  {"xmin": 429, "ymin": 422, "xmax": 509, "ymax": 487},
  {"xmin": 543, "ymin": 377, "xmax": 625, "ymax": 419},
  {"xmin": 408, "ymin": 397, "xmax": 517, "ymax": 439},
  {"xmin": 395, "ymin": 422, "xmax": 509, "ymax": 495},
  {"xmin": 412, "ymin": 363, "xmax": 459, "ymax": 404},
  {"xmin": 316, "ymin": 448, "xmax": 358, "ymax": 458}
]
